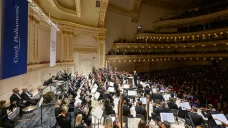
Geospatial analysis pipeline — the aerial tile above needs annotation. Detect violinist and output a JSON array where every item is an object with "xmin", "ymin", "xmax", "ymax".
[
  {"xmin": 57, "ymin": 105, "xmax": 71, "ymax": 128},
  {"xmin": 201, "ymin": 104, "xmax": 221, "ymax": 128},
  {"xmin": 0, "ymin": 100, "xmax": 14, "ymax": 128},
  {"xmin": 187, "ymin": 106, "xmax": 205, "ymax": 127}
]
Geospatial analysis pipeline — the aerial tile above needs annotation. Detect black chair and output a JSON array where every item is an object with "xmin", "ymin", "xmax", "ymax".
[{"xmin": 170, "ymin": 109, "xmax": 179, "ymax": 125}]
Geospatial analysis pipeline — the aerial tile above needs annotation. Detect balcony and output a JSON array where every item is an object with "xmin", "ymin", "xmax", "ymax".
[
  {"xmin": 151, "ymin": 9, "xmax": 228, "ymax": 28},
  {"xmin": 106, "ymin": 53, "xmax": 227, "ymax": 61}
]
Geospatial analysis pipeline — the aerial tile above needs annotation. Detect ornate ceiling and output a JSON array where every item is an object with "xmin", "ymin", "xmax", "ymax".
[{"xmin": 34, "ymin": 0, "xmax": 109, "ymax": 27}]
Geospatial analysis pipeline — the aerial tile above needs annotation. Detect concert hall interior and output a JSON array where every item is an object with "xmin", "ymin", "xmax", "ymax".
[{"xmin": 1, "ymin": 0, "xmax": 228, "ymax": 128}]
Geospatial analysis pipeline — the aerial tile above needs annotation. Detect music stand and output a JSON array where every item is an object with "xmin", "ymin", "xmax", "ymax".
[
  {"xmin": 212, "ymin": 114, "xmax": 228, "ymax": 125},
  {"xmin": 126, "ymin": 117, "xmax": 141, "ymax": 128},
  {"xmin": 34, "ymin": 97, "xmax": 45, "ymax": 127},
  {"xmin": 160, "ymin": 113, "xmax": 175, "ymax": 123},
  {"xmin": 92, "ymin": 107, "xmax": 103, "ymax": 128}
]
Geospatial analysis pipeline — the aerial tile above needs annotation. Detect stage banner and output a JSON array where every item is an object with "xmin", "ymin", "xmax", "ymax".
[
  {"xmin": 50, "ymin": 25, "xmax": 56, "ymax": 67},
  {"xmin": 1, "ymin": 0, "xmax": 28, "ymax": 79}
]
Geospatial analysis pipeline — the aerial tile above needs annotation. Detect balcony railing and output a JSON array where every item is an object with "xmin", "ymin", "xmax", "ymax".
[
  {"xmin": 112, "ymin": 40, "xmax": 228, "ymax": 49},
  {"xmin": 106, "ymin": 53, "xmax": 227, "ymax": 61}
]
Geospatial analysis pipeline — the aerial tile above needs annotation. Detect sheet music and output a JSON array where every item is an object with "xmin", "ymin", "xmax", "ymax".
[
  {"xmin": 160, "ymin": 113, "xmax": 175, "ymax": 123},
  {"xmin": 111, "ymin": 116, "xmax": 116, "ymax": 122},
  {"xmin": 38, "ymin": 97, "xmax": 44, "ymax": 107},
  {"xmin": 127, "ymin": 118, "xmax": 141, "ymax": 128},
  {"xmin": 92, "ymin": 107, "xmax": 103, "ymax": 119},
  {"xmin": 123, "ymin": 84, "xmax": 130, "ymax": 89},
  {"xmin": 128, "ymin": 90, "xmax": 137, "ymax": 96},
  {"xmin": 114, "ymin": 97, "xmax": 119, "ymax": 105},
  {"xmin": 94, "ymin": 84, "xmax": 98, "ymax": 88},
  {"xmin": 75, "ymin": 97, "xmax": 82, "ymax": 105},
  {"xmin": 108, "ymin": 87, "xmax": 115, "ymax": 92},
  {"xmin": 163, "ymin": 94, "xmax": 171, "ymax": 101},
  {"xmin": 180, "ymin": 102, "xmax": 191, "ymax": 110},
  {"xmin": 140, "ymin": 97, "xmax": 147, "ymax": 104},
  {"xmin": 94, "ymin": 92, "xmax": 100, "ymax": 100},
  {"xmin": 212, "ymin": 114, "xmax": 228, "ymax": 125},
  {"xmin": 109, "ymin": 82, "xmax": 114, "ymax": 87},
  {"xmin": 152, "ymin": 89, "xmax": 157, "ymax": 93},
  {"xmin": 91, "ymin": 87, "xmax": 97, "ymax": 93}
]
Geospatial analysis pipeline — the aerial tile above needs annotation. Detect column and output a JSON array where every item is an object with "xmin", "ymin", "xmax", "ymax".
[
  {"xmin": 34, "ymin": 23, "xmax": 39, "ymax": 63},
  {"xmin": 60, "ymin": 33, "xmax": 65, "ymax": 61},
  {"xmin": 98, "ymin": 36, "xmax": 106, "ymax": 68},
  {"xmin": 69, "ymin": 34, "xmax": 73, "ymax": 61}
]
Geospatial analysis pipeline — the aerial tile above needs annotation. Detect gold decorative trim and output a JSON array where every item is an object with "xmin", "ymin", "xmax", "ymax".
[
  {"xmin": 136, "ymin": 27, "xmax": 228, "ymax": 38},
  {"xmin": 131, "ymin": 0, "xmax": 142, "ymax": 12},
  {"xmin": 98, "ymin": 35, "xmax": 106, "ymax": 41},
  {"xmin": 73, "ymin": 47, "xmax": 97, "ymax": 52},
  {"xmin": 106, "ymin": 53, "xmax": 228, "ymax": 60},
  {"xmin": 100, "ymin": 43, "xmax": 104, "ymax": 66},
  {"xmin": 113, "ymin": 39, "xmax": 228, "ymax": 48},
  {"xmin": 29, "ymin": 15, "xmax": 40, "ymax": 24},
  {"xmin": 99, "ymin": 0, "xmax": 109, "ymax": 28}
]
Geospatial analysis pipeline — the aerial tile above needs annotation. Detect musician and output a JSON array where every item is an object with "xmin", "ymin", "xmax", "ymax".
[
  {"xmin": 44, "ymin": 75, "xmax": 57, "ymax": 86},
  {"xmin": 123, "ymin": 100, "xmax": 131, "ymax": 116},
  {"xmin": 201, "ymin": 104, "xmax": 222, "ymax": 128},
  {"xmin": 21, "ymin": 88, "xmax": 37, "ymax": 105},
  {"xmin": 75, "ymin": 114, "xmax": 86, "ymax": 128},
  {"xmin": 10, "ymin": 88, "xmax": 27, "ymax": 117},
  {"xmin": 57, "ymin": 106, "xmax": 71, "ymax": 128},
  {"xmin": 0, "ymin": 100, "xmax": 14, "ymax": 128},
  {"xmin": 153, "ymin": 101, "xmax": 170, "ymax": 117},
  {"xmin": 68, "ymin": 84, "xmax": 77, "ymax": 98},
  {"xmin": 187, "ymin": 106, "xmax": 205, "ymax": 127},
  {"xmin": 167, "ymin": 98, "xmax": 178, "ymax": 110},
  {"xmin": 133, "ymin": 71, "xmax": 138, "ymax": 87},
  {"xmin": 135, "ymin": 101, "xmax": 147, "ymax": 120},
  {"xmin": 74, "ymin": 103, "xmax": 84, "ymax": 117}
]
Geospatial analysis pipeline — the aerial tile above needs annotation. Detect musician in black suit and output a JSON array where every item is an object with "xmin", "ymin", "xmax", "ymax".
[
  {"xmin": 201, "ymin": 104, "xmax": 223, "ymax": 128},
  {"xmin": 0, "ymin": 100, "xmax": 14, "ymax": 128},
  {"xmin": 68, "ymin": 84, "xmax": 77, "ymax": 98},
  {"xmin": 133, "ymin": 71, "xmax": 138, "ymax": 87},
  {"xmin": 21, "ymin": 88, "xmax": 37, "ymax": 105},
  {"xmin": 9, "ymin": 88, "xmax": 27, "ymax": 116},
  {"xmin": 167, "ymin": 98, "xmax": 178, "ymax": 110},
  {"xmin": 135, "ymin": 101, "xmax": 147, "ymax": 120},
  {"xmin": 74, "ymin": 103, "xmax": 84, "ymax": 117},
  {"xmin": 123, "ymin": 101, "xmax": 131, "ymax": 116},
  {"xmin": 153, "ymin": 101, "xmax": 170, "ymax": 116},
  {"xmin": 187, "ymin": 106, "xmax": 205, "ymax": 127}
]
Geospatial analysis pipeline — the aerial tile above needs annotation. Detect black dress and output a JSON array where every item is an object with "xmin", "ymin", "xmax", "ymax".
[{"xmin": 0, "ymin": 107, "xmax": 14, "ymax": 128}]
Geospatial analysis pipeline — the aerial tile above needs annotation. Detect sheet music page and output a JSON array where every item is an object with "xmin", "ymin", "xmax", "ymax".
[
  {"xmin": 160, "ymin": 113, "xmax": 175, "ymax": 122},
  {"xmin": 94, "ymin": 84, "xmax": 98, "ymax": 88},
  {"xmin": 128, "ymin": 118, "xmax": 141, "ymax": 128},
  {"xmin": 212, "ymin": 114, "xmax": 228, "ymax": 125},
  {"xmin": 114, "ymin": 97, "xmax": 119, "ymax": 104},
  {"xmin": 111, "ymin": 116, "xmax": 116, "ymax": 122},
  {"xmin": 91, "ymin": 87, "xmax": 97, "ymax": 93},
  {"xmin": 38, "ymin": 97, "xmax": 44, "ymax": 107},
  {"xmin": 108, "ymin": 87, "xmax": 115, "ymax": 92},
  {"xmin": 123, "ymin": 84, "xmax": 129, "ymax": 89},
  {"xmin": 92, "ymin": 107, "xmax": 103, "ymax": 119},
  {"xmin": 74, "ymin": 97, "xmax": 82, "ymax": 105},
  {"xmin": 163, "ymin": 94, "xmax": 171, "ymax": 101},
  {"xmin": 109, "ymin": 82, "xmax": 114, "ymax": 87},
  {"xmin": 140, "ymin": 97, "xmax": 147, "ymax": 104},
  {"xmin": 128, "ymin": 90, "xmax": 137, "ymax": 96},
  {"xmin": 94, "ymin": 92, "xmax": 100, "ymax": 100},
  {"xmin": 152, "ymin": 89, "xmax": 157, "ymax": 93},
  {"xmin": 180, "ymin": 102, "xmax": 191, "ymax": 110}
]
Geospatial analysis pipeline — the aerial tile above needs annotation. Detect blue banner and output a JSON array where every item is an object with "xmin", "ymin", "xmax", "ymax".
[{"xmin": 1, "ymin": 0, "xmax": 28, "ymax": 79}]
